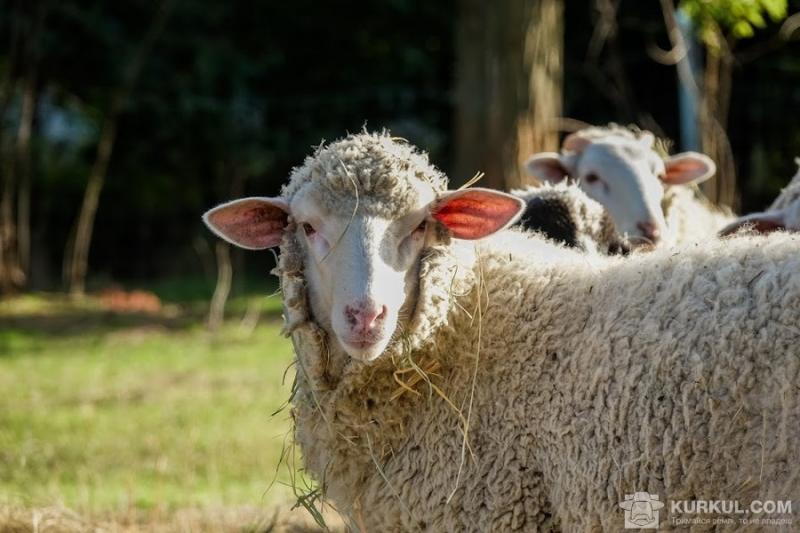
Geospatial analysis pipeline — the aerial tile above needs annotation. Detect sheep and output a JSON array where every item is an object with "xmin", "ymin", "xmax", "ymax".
[
  {"xmin": 720, "ymin": 158, "xmax": 800, "ymax": 236},
  {"xmin": 203, "ymin": 131, "xmax": 800, "ymax": 531},
  {"xmin": 524, "ymin": 125, "xmax": 732, "ymax": 248},
  {"xmin": 510, "ymin": 182, "xmax": 630, "ymax": 255}
]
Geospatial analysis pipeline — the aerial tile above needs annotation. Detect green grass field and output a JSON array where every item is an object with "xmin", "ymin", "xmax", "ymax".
[{"xmin": 0, "ymin": 290, "xmax": 332, "ymax": 531}]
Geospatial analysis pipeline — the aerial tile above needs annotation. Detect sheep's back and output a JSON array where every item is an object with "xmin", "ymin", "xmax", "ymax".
[{"xmin": 478, "ymin": 232, "xmax": 800, "ymax": 530}]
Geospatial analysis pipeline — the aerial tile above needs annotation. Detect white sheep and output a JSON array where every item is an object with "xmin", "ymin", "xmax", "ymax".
[
  {"xmin": 204, "ymin": 132, "xmax": 800, "ymax": 531},
  {"xmin": 524, "ymin": 125, "xmax": 732, "ymax": 248},
  {"xmin": 511, "ymin": 182, "xmax": 629, "ymax": 255},
  {"xmin": 720, "ymin": 157, "xmax": 800, "ymax": 236}
]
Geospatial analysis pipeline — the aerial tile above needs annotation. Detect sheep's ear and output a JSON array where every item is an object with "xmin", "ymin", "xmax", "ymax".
[
  {"xmin": 562, "ymin": 132, "xmax": 591, "ymax": 153},
  {"xmin": 718, "ymin": 212, "xmax": 786, "ymax": 237},
  {"xmin": 524, "ymin": 153, "xmax": 571, "ymax": 184},
  {"xmin": 432, "ymin": 188, "xmax": 525, "ymax": 240},
  {"xmin": 662, "ymin": 152, "xmax": 716, "ymax": 185},
  {"xmin": 203, "ymin": 197, "xmax": 290, "ymax": 249},
  {"xmin": 618, "ymin": 501, "xmax": 634, "ymax": 511}
]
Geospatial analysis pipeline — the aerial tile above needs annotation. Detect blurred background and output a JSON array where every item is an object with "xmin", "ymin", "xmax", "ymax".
[{"xmin": 0, "ymin": 0, "xmax": 798, "ymax": 530}]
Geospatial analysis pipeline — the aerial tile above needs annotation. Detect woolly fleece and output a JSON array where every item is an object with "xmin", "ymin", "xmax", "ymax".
[
  {"xmin": 275, "ymin": 132, "xmax": 799, "ymax": 532},
  {"xmin": 662, "ymin": 183, "xmax": 736, "ymax": 245},
  {"xmin": 511, "ymin": 183, "xmax": 628, "ymax": 255}
]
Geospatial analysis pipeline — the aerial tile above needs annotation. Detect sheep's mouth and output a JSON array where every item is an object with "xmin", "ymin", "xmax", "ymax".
[
  {"xmin": 627, "ymin": 236, "xmax": 659, "ymax": 251},
  {"xmin": 343, "ymin": 337, "xmax": 381, "ymax": 350},
  {"xmin": 339, "ymin": 333, "xmax": 392, "ymax": 361}
]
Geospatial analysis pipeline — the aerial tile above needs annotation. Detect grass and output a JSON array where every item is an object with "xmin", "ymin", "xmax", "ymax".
[{"xmin": 0, "ymin": 290, "xmax": 333, "ymax": 531}]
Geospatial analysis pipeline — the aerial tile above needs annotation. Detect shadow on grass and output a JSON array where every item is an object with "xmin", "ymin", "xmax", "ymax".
[
  {"xmin": 1, "ymin": 309, "xmax": 195, "ymax": 337},
  {"xmin": 0, "ymin": 290, "xmax": 285, "ymax": 349}
]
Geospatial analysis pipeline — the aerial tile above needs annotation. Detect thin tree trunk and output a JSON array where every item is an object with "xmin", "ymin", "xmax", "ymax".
[
  {"xmin": 0, "ymin": 127, "xmax": 23, "ymax": 291},
  {"xmin": 454, "ymin": 0, "xmax": 564, "ymax": 190},
  {"xmin": 207, "ymin": 163, "xmax": 248, "ymax": 331},
  {"xmin": 15, "ymin": 2, "xmax": 47, "ymax": 282},
  {"xmin": 0, "ymin": 0, "xmax": 23, "ymax": 292},
  {"xmin": 65, "ymin": 0, "xmax": 174, "ymax": 296},
  {"xmin": 207, "ymin": 241, "xmax": 232, "ymax": 332},
  {"xmin": 66, "ymin": 110, "xmax": 119, "ymax": 296},
  {"xmin": 699, "ymin": 36, "xmax": 737, "ymax": 209},
  {"xmin": 15, "ymin": 77, "xmax": 36, "ymax": 278}
]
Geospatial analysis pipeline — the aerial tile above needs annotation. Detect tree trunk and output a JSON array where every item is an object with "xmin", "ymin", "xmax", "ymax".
[
  {"xmin": 0, "ymin": 123, "xmax": 23, "ymax": 291},
  {"xmin": 207, "ymin": 241, "xmax": 232, "ymax": 332},
  {"xmin": 206, "ymin": 162, "xmax": 248, "ymax": 331},
  {"xmin": 699, "ymin": 41, "xmax": 737, "ymax": 209},
  {"xmin": 0, "ymin": 0, "xmax": 22, "ymax": 292},
  {"xmin": 15, "ymin": 76, "xmax": 38, "ymax": 279},
  {"xmin": 454, "ymin": 0, "xmax": 564, "ymax": 190},
  {"xmin": 66, "ymin": 113, "xmax": 118, "ymax": 296},
  {"xmin": 0, "ymin": 0, "xmax": 45, "ymax": 292},
  {"xmin": 65, "ymin": 0, "xmax": 174, "ymax": 296},
  {"xmin": 16, "ymin": 3, "xmax": 47, "ymax": 282}
]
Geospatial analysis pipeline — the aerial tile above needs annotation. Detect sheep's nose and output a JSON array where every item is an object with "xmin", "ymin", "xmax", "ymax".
[
  {"xmin": 637, "ymin": 221, "xmax": 661, "ymax": 243},
  {"xmin": 344, "ymin": 300, "xmax": 388, "ymax": 332}
]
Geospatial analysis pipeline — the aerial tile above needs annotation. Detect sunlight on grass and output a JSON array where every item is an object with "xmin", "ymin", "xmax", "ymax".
[{"xmin": 0, "ymin": 294, "xmax": 307, "ymax": 529}]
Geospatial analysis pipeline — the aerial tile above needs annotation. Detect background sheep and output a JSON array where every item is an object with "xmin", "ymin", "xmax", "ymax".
[
  {"xmin": 511, "ymin": 183, "xmax": 629, "ymax": 255},
  {"xmin": 524, "ymin": 125, "xmax": 731, "ymax": 248},
  {"xmin": 204, "ymin": 132, "xmax": 800, "ymax": 531},
  {"xmin": 720, "ymin": 157, "xmax": 800, "ymax": 235}
]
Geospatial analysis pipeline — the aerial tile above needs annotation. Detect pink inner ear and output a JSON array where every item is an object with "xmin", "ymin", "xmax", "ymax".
[
  {"xmin": 662, "ymin": 159, "xmax": 709, "ymax": 185},
  {"xmin": 433, "ymin": 190, "xmax": 523, "ymax": 240},
  {"xmin": 525, "ymin": 154, "xmax": 569, "ymax": 184},
  {"xmin": 207, "ymin": 199, "xmax": 288, "ymax": 249},
  {"xmin": 562, "ymin": 132, "xmax": 591, "ymax": 153}
]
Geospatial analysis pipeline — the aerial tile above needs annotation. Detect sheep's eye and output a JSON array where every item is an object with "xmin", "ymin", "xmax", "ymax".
[
  {"xmin": 414, "ymin": 220, "xmax": 427, "ymax": 234},
  {"xmin": 584, "ymin": 173, "xmax": 600, "ymax": 184},
  {"xmin": 302, "ymin": 223, "xmax": 316, "ymax": 236}
]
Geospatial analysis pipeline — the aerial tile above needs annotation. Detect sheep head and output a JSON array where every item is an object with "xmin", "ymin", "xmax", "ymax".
[
  {"xmin": 203, "ymin": 132, "xmax": 523, "ymax": 362},
  {"xmin": 719, "ymin": 158, "xmax": 800, "ymax": 237},
  {"xmin": 524, "ymin": 126, "xmax": 716, "ymax": 249}
]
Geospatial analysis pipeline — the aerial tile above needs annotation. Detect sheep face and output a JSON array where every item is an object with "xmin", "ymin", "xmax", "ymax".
[
  {"xmin": 204, "ymin": 183, "xmax": 523, "ymax": 362},
  {"xmin": 289, "ymin": 177, "xmax": 435, "ymax": 361},
  {"xmin": 525, "ymin": 129, "xmax": 715, "ymax": 249}
]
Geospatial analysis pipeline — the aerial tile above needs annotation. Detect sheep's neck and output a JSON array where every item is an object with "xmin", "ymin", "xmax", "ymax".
[{"xmin": 288, "ymin": 241, "xmax": 479, "ymax": 504}]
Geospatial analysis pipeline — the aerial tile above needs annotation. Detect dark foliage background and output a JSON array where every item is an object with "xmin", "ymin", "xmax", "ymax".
[{"xmin": 1, "ymin": 0, "xmax": 799, "ymax": 289}]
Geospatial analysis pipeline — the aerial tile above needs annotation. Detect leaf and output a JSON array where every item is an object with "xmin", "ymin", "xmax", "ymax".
[
  {"xmin": 732, "ymin": 20, "xmax": 755, "ymax": 38},
  {"xmin": 679, "ymin": 0, "xmax": 789, "ymax": 42}
]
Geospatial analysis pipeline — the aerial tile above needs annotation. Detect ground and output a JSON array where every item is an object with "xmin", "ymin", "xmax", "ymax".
[{"xmin": 0, "ymin": 288, "xmax": 341, "ymax": 532}]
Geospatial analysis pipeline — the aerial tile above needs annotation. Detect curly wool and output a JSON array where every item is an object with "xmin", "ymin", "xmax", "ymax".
[
  {"xmin": 281, "ymin": 130, "xmax": 447, "ymax": 219},
  {"xmin": 511, "ymin": 183, "xmax": 629, "ymax": 255},
  {"xmin": 276, "ymin": 134, "xmax": 800, "ymax": 531},
  {"xmin": 662, "ymin": 184, "xmax": 736, "ymax": 245}
]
